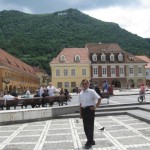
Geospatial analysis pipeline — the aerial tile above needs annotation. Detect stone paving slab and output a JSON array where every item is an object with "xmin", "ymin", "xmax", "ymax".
[{"xmin": 0, "ymin": 114, "xmax": 150, "ymax": 150}]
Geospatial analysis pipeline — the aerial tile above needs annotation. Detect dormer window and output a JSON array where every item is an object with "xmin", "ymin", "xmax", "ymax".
[
  {"xmin": 75, "ymin": 55, "xmax": 80, "ymax": 62},
  {"xmin": 101, "ymin": 53, "xmax": 106, "ymax": 61},
  {"xmin": 92, "ymin": 53, "xmax": 97, "ymax": 61},
  {"xmin": 60, "ymin": 55, "xmax": 66, "ymax": 62},
  {"xmin": 110, "ymin": 53, "xmax": 115, "ymax": 61},
  {"xmin": 128, "ymin": 56, "xmax": 134, "ymax": 61},
  {"xmin": 118, "ymin": 53, "xmax": 123, "ymax": 61}
]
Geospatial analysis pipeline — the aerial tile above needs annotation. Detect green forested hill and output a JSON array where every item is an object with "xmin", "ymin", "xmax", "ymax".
[{"xmin": 0, "ymin": 8, "xmax": 150, "ymax": 73}]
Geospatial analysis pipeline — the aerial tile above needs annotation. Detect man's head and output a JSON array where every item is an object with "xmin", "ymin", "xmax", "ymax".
[
  {"xmin": 81, "ymin": 79, "xmax": 89, "ymax": 90},
  {"xmin": 49, "ymin": 82, "xmax": 52, "ymax": 86},
  {"xmin": 7, "ymin": 91, "xmax": 11, "ymax": 95}
]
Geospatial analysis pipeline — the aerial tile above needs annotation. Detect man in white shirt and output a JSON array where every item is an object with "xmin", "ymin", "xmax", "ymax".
[
  {"xmin": 79, "ymin": 79, "xmax": 102, "ymax": 149},
  {"xmin": 39, "ymin": 85, "xmax": 45, "ymax": 97},
  {"xmin": 3, "ymin": 91, "xmax": 15, "ymax": 110},
  {"xmin": 47, "ymin": 82, "xmax": 58, "ymax": 96}
]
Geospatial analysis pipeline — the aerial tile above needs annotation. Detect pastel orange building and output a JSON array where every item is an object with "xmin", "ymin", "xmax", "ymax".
[{"xmin": 0, "ymin": 49, "xmax": 40, "ymax": 95}]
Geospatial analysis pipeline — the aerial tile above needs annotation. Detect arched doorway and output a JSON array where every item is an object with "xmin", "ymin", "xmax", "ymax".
[
  {"xmin": 9, "ymin": 85, "xmax": 12, "ymax": 91},
  {"xmin": 111, "ymin": 80, "xmax": 121, "ymax": 88},
  {"xmin": 13, "ymin": 86, "xmax": 16, "ymax": 91},
  {"xmin": 128, "ymin": 79, "xmax": 135, "ymax": 88}
]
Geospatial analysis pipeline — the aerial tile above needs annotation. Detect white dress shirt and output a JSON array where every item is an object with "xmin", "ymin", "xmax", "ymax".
[
  {"xmin": 3, "ymin": 94, "xmax": 15, "ymax": 106},
  {"xmin": 3, "ymin": 94, "xmax": 15, "ymax": 100},
  {"xmin": 79, "ymin": 88, "xmax": 100, "ymax": 107},
  {"xmin": 47, "ymin": 86, "xmax": 57, "ymax": 96},
  {"xmin": 39, "ymin": 87, "xmax": 44, "ymax": 97}
]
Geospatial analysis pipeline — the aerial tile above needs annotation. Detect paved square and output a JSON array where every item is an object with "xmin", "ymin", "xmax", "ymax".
[{"xmin": 0, "ymin": 115, "xmax": 150, "ymax": 150}]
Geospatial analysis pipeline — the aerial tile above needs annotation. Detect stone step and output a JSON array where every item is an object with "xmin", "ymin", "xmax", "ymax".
[{"xmin": 128, "ymin": 109, "xmax": 150, "ymax": 123}]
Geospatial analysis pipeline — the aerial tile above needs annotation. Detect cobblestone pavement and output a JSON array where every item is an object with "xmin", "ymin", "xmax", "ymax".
[{"xmin": 0, "ymin": 115, "xmax": 150, "ymax": 150}]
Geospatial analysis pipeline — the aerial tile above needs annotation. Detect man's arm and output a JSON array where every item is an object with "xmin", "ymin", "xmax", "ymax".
[
  {"xmin": 95, "ymin": 97, "xmax": 102, "ymax": 109},
  {"xmin": 80, "ymin": 103, "xmax": 82, "ymax": 119}
]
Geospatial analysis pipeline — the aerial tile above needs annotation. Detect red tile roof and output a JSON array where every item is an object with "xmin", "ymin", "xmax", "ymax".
[
  {"xmin": 50, "ymin": 48, "xmax": 90, "ymax": 64},
  {"xmin": 86, "ymin": 43, "xmax": 147, "ymax": 63},
  {"xmin": 0, "ymin": 48, "xmax": 37, "ymax": 77},
  {"xmin": 136, "ymin": 55, "xmax": 150, "ymax": 68},
  {"xmin": 32, "ymin": 66, "xmax": 47, "ymax": 74},
  {"xmin": 136, "ymin": 56, "xmax": 150, "ymax": 63}
]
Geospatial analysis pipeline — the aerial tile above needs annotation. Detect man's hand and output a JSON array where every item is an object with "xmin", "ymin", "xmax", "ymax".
[
  {"xmin": 90, "ymin": 106, "xmax": 96, "ymax": 110},
  {"xmin": 95, "ymin": 98, "xmax": 102, "ymax": 108}
]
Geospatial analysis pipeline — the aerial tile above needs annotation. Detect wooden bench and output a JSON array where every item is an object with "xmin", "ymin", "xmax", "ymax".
[
  {"xmin": 0, "ymin": 99, "xmax": 4, "ymax": 110},
  {"xmin": 0, "ymin": 98, "xmax": 18, "ymax": 110},
  {"xmin": 0, "ymin": 95, "xmax": 72, "ymax": 110},
  {"xmin": 59, "ymin": 95, "xmax": 72, "ymax": 105},
  {"xmin": 19, "ymin": 97, "xmax": 42, "ymax": 108},
  {"xmin": 45, "ymin": 95, "xmax": 71, "ymax": 106},
  {"xmin": 6, "ymin": 99, "xmax": 18, "ymax": 110},
  {"xmin": 45, "ymin": 96, "xmax": 60, "ymax": 106}
]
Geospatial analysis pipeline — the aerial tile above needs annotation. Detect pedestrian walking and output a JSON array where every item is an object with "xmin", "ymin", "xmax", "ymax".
[
  {"xmin": 94, "ymin": 85, "xmax": 102, "ymax": 97},
  {"xmin": 79, "ymin": 79, "xmax": 102, "ymax": 149},
  {"xmin": 102, "ymin": 80, "xmax": 110, "ymax": 104}
]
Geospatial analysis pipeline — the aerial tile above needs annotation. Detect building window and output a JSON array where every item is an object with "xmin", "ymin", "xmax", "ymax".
[
  {"xmin": 75, "ymin": 55, "xmax": 80, "ymax": 62},
  {"xmin": 118, "ymin": 53, "xmax": 123, "ymax": 61},
  {"xmin": 71, "ymin": 69, "xmax": 76, "ymax": 76},
  {"xmin": 138, "ymin": 67, "xmax": 142, "ymax": 74},
  {"xmin": 93, "ymin": 68, "xmax": 98, "ymax": 75},
  {"xmin": 120, "ymin": 67, "xmax": 124, "ymax": 74},
  {"xmin": 82, "ymin": 69, "xmax": 86, "ymax": 76},
  {"xmin": 57, "ymin": 82, "xmax": 62, "ymax": 88},
  {"xmin": 64, "ymin": 82, "xmax": 69, "ymax": 88},
  {"xmin": 101, "ymin": 53, "xmax": 106, "ymax": 61},
  {"xmin": 60, "ymin": 55, "xmax": 66, "ymax": 62},
  {"xmin": 146, "ymin": 71, "xmax": 148, "ymax": 76},
  {"xmin": 64, "ymin": 69, "xmax": 68, "ymax": 76},
  {"xmin": 110, "ymin": 53, "xmax": 115, "ymax": 61},
  {"xmin": 120, "ymin": 67, "xmax": 124, "ymax": 77},
  {"xmin": 56, "ymin": 69, "xmax": 60, "ymax": 76},
  {"xmin": 129, "ymin": 68, "xmax": 134, "ymax": 75},
  {"xmin": 92, "ymin": 53, "xmax": 97, "ymax": 61},
  {"xmin": 111, "ymin": 68, "xmax": 116, "ymax": 75},
  {"xmin": 71, "ymin": 82, "xmax": 76, "ymax": 87},
  {"xmin": 102, "ymin": 66, "xmax": 107, "ymax": 77},
  {"xmin": 102, "ymin": 68, "xmax": 106, "ymax": 75}
]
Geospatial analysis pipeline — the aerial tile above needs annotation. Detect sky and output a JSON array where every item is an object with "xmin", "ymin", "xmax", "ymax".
[{"xmin": 0, "ymin": 0, "xmax": 150, "ymax": 38}]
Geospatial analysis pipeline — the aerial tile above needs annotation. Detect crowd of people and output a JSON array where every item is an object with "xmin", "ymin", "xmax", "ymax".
[
  {"xmin": 0, "ymin": 82, "xmax": 70, "ymax": 109},
  {"xmin": 31, "ymin": 82, "xmax": 70, "ymax": 107}
]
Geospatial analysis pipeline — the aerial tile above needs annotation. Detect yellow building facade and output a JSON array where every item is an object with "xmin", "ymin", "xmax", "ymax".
[{"xmin": 50, "ymin": 48, "xmax": 91, "ymax": 92}]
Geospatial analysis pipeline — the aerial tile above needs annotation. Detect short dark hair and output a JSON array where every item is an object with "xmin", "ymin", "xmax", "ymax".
[
  {"xmin": 81, "ymin": 79, "xmax": 89, "ymax": 85},
  {"xmin": 7, "ymin": 91, "xmax": 11, "ymax": 94}
]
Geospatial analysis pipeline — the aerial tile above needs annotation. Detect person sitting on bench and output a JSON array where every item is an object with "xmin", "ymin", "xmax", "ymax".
[{"xmin": 3, "ymin": 91, "xmax": 15, "ymax": 110}]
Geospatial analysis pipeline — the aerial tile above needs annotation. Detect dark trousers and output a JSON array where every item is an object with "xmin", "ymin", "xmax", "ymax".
[{"xmin": 81, "ymin": 106, "xmax": 95, "ymax": 143}]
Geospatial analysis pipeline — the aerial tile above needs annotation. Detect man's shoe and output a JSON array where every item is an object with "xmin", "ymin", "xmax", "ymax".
[
  {"xmin": 84, "ymin": 144, "xmax": 92, "ymax": 149},
  {"xmin": 90, "ymin": 140, "xmax": 95, "ymax": 145},
  {"xmin": 85, "ymin": 141, "xmax": 89, "ymax": 146}
]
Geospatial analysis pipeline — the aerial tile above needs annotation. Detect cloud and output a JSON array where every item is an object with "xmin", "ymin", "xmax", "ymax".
[
  {"xmin": 0, "ymin": 0, "xmax": 141, "ymax": 14},
  {"xmin": 83, "ymin": 1, "xmax": 150, "ymax": 38}
]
